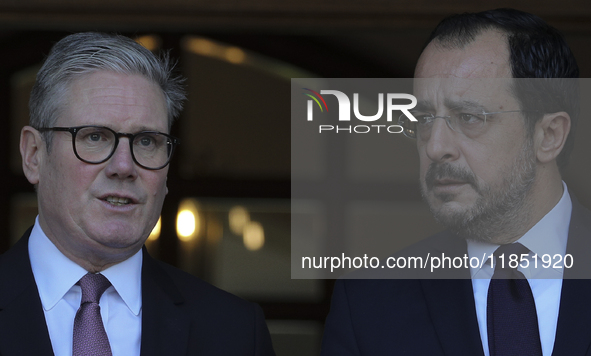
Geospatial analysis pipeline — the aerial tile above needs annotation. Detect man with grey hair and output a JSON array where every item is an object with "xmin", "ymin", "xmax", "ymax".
[
  {"xmin": 0, "ymin": 32, "xmax": 275, "ymax": 355},
  {"xmin": 322, "ymin": 8, "xmax": 590, "ymax": 356}
]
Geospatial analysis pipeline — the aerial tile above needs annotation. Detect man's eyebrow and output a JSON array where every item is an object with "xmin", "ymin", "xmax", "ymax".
[
  {"xmin": 136, "ymin": 126, "xmax": 161, "ymax": 132},
  {"xmin": 413, "ymin": 99, "xmax": 488, "ymax": 113},
  {"xmin": 98, "ymin": 125, "xmax": 166, "ymax": 133},
  {"xmin": 444, "ymin": 98, "xmax": 488, "ymax": 113},
  {"xmin": 126, "ymin": 126, "xmax": 166, "ymax": 133}
]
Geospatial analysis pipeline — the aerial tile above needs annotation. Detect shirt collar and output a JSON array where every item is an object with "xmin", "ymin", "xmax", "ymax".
[
  {"xmin": 518, "ymin": 182, "xmax": 571, "ymax": 259},
  {"xmin": 468, "ymin": 182, "xmax": 571, "ymax": 278},
  {"xmin": 101, "ymin": 250, "xmax": 142, "ymax": 315},
  {"xmin": 28, "ymin": 216, "xmax": 143, "ymax": 315}
]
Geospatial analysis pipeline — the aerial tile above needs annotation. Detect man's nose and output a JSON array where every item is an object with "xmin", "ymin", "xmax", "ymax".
[
  {"xmin": 423, "ymin": 117, "xmax": 460, "ymax": 163},
  {"xmin": 104, "ymin": 138, "xmax": 138, "ymax": 179}
]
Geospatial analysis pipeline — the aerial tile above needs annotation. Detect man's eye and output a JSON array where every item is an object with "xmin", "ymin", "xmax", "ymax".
[
  {"xmin": 139, "ymin": 136, "xmax": 155, "ymax": 147},
  {"xmin": 83, "ymin": 131, "xmax": 108, "ymax": 142},
  {"xmin": 458, "ymin": 113, "xmax": 485, "ymax": 124},
  {"xmin": 135, "ymin": 134, "xmax": 163, "ymax": 148}
]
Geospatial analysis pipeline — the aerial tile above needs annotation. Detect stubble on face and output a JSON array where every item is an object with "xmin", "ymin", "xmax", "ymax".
[{"xmin": 421, "ymin": 136, "xmax": 537, "ymax": 243}]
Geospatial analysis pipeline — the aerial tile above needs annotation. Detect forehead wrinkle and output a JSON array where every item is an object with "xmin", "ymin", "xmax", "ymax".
[
  {"xmin": 79, "ymin": 87, "xmax": 155, "ymax": 107},
  {"xmin": 415, "ymin": 100, "xmax": 435, "ymax": 112},
  {"xmin": 87, "ymin": 95, "xmax": 150, "ymax": 108}
]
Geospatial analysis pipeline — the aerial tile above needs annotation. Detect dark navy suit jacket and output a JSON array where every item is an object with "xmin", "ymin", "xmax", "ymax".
[
  {"xmin": 321, "ymin": 199, "xmax": 591, "ymax": 355},
  {"xmin": 0, "ymin": 229, "xmax": 276, "ymax": 356}
]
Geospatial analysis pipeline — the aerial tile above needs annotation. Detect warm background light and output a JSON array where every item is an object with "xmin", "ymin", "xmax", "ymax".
[
  {"xmin": 184, "ymin": 37, "xmax": 249, "ymax": 66},
  {"xmin": 148, "ymin": 216, "xmax": 161, "ymax": 241},
  {"xmin": 225, "ymin": 47, "xmax": 246, "ymax": 64},
  {"xmin": 186, "ymin": 38, "xmax": 216, "ymax": 56},
  {"xmin": 177, "ymin": 210, "xmax": 195, "ymax": 240},
  {"xmin": 177, "ymin": 199, "xmax": 201, "ymax": 242},
  {"xmin": 134, "ymin": 35, "xmax": 161, "ymax": 52},
  {"xmin": 229, "ymin": 205, "xmax": 250, "ymax": 235},
  {"xmin": 243, "ymin": 221, "xmax": 264, "ymax": 251}
]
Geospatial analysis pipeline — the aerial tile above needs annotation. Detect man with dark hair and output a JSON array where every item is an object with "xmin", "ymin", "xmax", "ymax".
[
  {"xmin": 321, "ymin": 9, "xmax": 590, "ymax": 356},
  {"xmin": 0, "ymin": 32, "xmax": 275, "ymax": 355}
]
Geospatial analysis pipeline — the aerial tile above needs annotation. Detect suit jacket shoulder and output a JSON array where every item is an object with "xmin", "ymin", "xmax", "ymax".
[
  {"xmin": 140, "ymin": 250, "xmax": 276, "ymax": 356},
  {"xmin": 0, "ymin": 227, "xmax": 55, "ymax": 355}
]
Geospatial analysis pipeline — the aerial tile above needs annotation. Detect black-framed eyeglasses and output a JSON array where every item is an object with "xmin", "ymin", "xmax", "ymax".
[
  {"xmin": 37, "ymin": 125, "xmax": 180, "ymax": 170},
  {"xmin": 398, "ymin": 110, "xmax": 533, "ymax": 140}
]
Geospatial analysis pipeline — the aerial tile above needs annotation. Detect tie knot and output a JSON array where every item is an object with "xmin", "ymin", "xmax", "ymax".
[
  {"xmin": 78, "ymin": 273, "xmax": 111, "ymax": 304},
  {"xmin": 492, "ymin": 243, "xmax": 530, "ymax": 279},
  {"xmin": 494, "ymin": 242, "xmax": 529, "ymax": 258}
]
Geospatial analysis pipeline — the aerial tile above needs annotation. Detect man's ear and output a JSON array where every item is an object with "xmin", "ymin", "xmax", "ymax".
[
  {"xmin": 535, "ymin": 112, "xmax": 570, "ymax": 164},
  {"xmin": 20, "ymin": 126, "xmax": 44, "ymax": 185}
]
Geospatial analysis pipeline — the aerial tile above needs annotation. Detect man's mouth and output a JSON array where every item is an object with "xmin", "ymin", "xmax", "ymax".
[
  {"xmin": 104, "ymin": 196, "xmax": 132, "ymax": 206},
  {"xmin": 433, "ymin": 178, "xmax": 466, "ymax": 187},
  {"xmin": 424, "ymin": 163, "xmax": 478, "ymax": 192}
]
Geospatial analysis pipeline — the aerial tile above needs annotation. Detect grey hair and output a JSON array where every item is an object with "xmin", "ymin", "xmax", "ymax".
[{"xmin": 29, "ymin": 32, "xmax": 186, "ymax": 137}]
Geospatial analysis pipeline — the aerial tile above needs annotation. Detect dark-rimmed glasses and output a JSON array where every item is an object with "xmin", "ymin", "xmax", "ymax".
[{"xmin": 37, "ymin": 125, "xmax": 180, "ymax": 170}]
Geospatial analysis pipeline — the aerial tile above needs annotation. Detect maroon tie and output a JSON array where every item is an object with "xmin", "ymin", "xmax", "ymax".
[{"xmin": 73, "ymin": 273, "xmax": 113, "ymax": 356}]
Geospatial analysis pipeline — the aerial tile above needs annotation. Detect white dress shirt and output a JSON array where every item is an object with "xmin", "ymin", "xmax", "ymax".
[
  {"xmin": 28, "ymin": 217, "xmax": 143, "ymax": 356},
  {"xmin": 468, "ymin": 182, "xmax": 571, "ymax": 356}
]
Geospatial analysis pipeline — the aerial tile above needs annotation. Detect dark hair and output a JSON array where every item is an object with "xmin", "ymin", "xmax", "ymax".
[
  {"xmin": 425, "ymin": 8, "xmax": 579, "ymax": 171},
  {"xmin": 30, "ymin": 32, "xmax": 186, "ymax": 148}
]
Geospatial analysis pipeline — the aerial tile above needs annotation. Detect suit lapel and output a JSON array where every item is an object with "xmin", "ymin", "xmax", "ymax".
[
  {"xmin": 421, "ymin": 279, "xmax": 485, "ymax": 356},
  {"xmin": 552, "ymin": 279, "xmax": 591, "ymax": 355},
  {"xmin": 0, "ymin": 229, "xmax": 54, "ymax": 355},
  {"xmin": 552, "ymin": 200, "xmax": 591, "ymax": 355},
  {"xmin": 140, "ymin": 249, "xmax": 191, "ymax": 356},
  {"xmin": 420, "ymin": 233, "xmax": 485, "ymax": 356}
]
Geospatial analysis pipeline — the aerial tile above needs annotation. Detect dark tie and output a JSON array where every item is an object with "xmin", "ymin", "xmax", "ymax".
[
  {"xmin": 73, "ymin": 273, "xmax": 113, "ymax": 356},
  {"xmin": 487, "ymin": 243, "xmax": 542, "ymax": 356}
]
